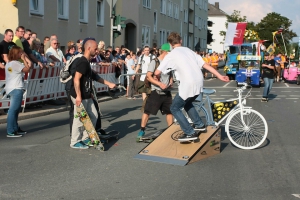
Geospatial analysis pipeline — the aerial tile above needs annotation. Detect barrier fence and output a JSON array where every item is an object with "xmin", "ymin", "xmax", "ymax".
[{"xmin": 0, "ymin": 63, "xmax": 124, "ymax": 112}]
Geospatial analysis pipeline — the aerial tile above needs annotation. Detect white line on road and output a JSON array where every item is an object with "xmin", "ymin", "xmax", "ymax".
[
  {"xmin": 285, "ymin": 83, "xmax": 290, "ymax": 87},
  {"xmin": 281, "ymin": 91, "xmax": 291, "ymax": 92},
  {"xmin": 249, "ymin": 98, "xmax": 263, "ymax": 99},
  {"xmin": 286, "ymin": 98, "xmax": 299, "ymax": 99},
  {"xmin": 292, "ymin": 194, "xmax": 300, "ymax": 198},
  {"xmin": 290, "ymin": 95, "xmax": 300, "ymax": 97},
  {"xmin": 223, "ymin": 81, "xmax": 232, "ymax": 87},
  {"xmin": 219, "ymin": 91, "xmax": 230, "ymax": 92},
  {"xmin": 220, "ymin": 95, "xmax": 234, "ymax": 96},
  {"xmin": 211, "ymin": 98, "xmax": 226, "ymax": 100}
]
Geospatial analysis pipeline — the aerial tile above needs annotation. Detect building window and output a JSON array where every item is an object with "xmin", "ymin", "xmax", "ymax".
[
  {"xmin": 160, "ymin": 29, "xmax": 166, "ymax": 46},
  {"xmin": 97, "ymin": 0, "xmax": 104, "ymax": 26},
  {"xmin": 174, "ymin": 3, "xmax": 179, "ymax": 19},
  {"xmin": 167, "ymin": 0, "xmax": 173, "ymax": 17},
  {"xmin": 142, "ymin": 25, "xmax": 150, "ymax": 47},
  {"xmin": 180, "ymin": 21, "xmax": 182, "ymax": 36},
  {"xmin": 199, "ymin": 0, "xmax": 202, "ymax": 9},
  {"xmin": 195, "ymin": 15, "xmax": 198, "ymax": 28},
  {"xmin": 189, "ymin": 34, "xmax": 193, "ymax": 49},
  {"xmin": 183, "ymin": 9, "xmax": 188, "ymax": 23},
  {"xmin": 194, "ymin": 37, "xmax": 198, "ymax": 47},
  {"xmin": 79, "ymin": 0, "xmax": 88, "ymax": 23},
  {"xmin": 198, "ymin": 16, "xmax": 201, "ymax": 29},
  {"xmin": 154, "ymin": 11, "xmax": 157, "ymax": 33},
  {"xmin": 160, "ymin": 0, "xmax": 166, "ymax": 14},
  {"xmin": 183, "ymin": 34, "xmax": 187, "ymax": 47},
  {"xmin": 30, "ymin": 0, "xmax": 44, "ymax": 16},
  {"xmin": 195, "ymin": 0, "xmax": 199, "ymax": 5},
  {"xmin": 180, "ymin": 0, "xmax": 183, "ymax": 11},
  {"xmin": 143, "ymin": 0, "xmax": 151, "ymax": 9},
  {"xmin": 58, "ymin": 0, "xmax": 69, "ymax": 20}
]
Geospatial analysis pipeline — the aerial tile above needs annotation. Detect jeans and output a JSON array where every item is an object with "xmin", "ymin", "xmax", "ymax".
[
  {"xmin": 263, "ymin": 77, "xmax": 274, "ymax": 98},
  {"xmin": 7, "ymin": 89, "xmax": 23, "ymax": 134},
  {"xmin": 170, "ymin": 93, "xmax": 204, "ymax": 135}
]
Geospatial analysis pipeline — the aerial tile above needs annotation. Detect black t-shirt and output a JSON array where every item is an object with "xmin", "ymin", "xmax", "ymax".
[
  {"xmin": 262, "ymin": 59, "xmax": 275, "ymax": 79},
  {"xmin": 21, "ymin": 39, "xmax": 32, "ymax": 56},
  {"xmin": 70, "ymin": 56, "xmax": 92, "ymax": 99},
  {"xmin": 0, "ymin": 40, "xmax": 16, "ymax": 64}
]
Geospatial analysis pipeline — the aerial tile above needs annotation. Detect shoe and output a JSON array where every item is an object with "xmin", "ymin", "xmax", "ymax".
[
  {"xmin": 97, "ymin": 129, "xmax": 107, "ymax": 135},
  {"xmin": 70, "ymin": 141, "xmax": 89, "ymax": 149},
  {"xmin": 261, "ymin": 98, "xmax": 268, "ymax": 102},
  {"xmin": 178, "ymin": 132, "xmax": 198, "ymax": 142},
  {"xmin": 136, "ymin": 130, "xmax": 145, "ymax": 142},
  {"xmin": 7, "ymin": 132, "xmax": 23, "ymax": 138},
  {"xmin": 82, "ymin": 138, "xmax": 93, "ymax": 147},
  {"xmin": 18, "ymin": 127, "xmax": 27, "ymax": 135},
  {"xmin": 194, "ymin": 125, "xmax": 206, "ymax": 132}
]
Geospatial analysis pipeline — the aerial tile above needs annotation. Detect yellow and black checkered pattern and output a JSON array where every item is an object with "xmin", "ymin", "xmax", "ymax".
[{"xmin": 211, "ymin": 100, "xmax": 237, "ymax": 122}]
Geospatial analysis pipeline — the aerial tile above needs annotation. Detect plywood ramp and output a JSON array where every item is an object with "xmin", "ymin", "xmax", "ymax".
[{"xmin": 134, "ymin": 124, "xmax": 221, "ymax": 166}]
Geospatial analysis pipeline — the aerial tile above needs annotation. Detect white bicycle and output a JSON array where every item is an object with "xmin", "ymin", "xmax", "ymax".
[{"xmin": 193, "ymin": 83, "xmax": 268, "ymax": 150}]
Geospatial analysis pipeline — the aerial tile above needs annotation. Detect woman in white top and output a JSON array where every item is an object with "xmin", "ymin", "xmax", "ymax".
[{"xmin": 5, "ymin": 46, "xmax": 31, "ymax": 137}]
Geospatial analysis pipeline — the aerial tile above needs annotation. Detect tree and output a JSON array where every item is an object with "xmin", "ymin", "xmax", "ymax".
[{"xmin": 256, "ymin": 12, "xmax": 297, "ymax": 55}]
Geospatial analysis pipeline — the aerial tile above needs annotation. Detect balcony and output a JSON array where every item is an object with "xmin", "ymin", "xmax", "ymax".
[
  {"xmin": 189, "ymin": 0, "xmax": 194, "ymax": 11},
  {"xmin": 189, "ymin": 23, "xmax": 193, "ymax": 34}
]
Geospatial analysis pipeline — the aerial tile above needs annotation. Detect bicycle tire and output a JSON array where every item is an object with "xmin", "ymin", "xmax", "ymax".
[
  {"xmin": 225, "ymin": 108, "xmax": 268, "ymax": 150},
  {"xmin": 193, "ymin": 103, "xmax": 209, "ymax": 126}
]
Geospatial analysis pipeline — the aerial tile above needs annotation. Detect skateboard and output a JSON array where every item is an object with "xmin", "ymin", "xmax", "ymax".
[
  {"xmin": 98, "ymin": 130, "xmax": 120, "ymax": 143},
  {"xmin": 139, "ymin": 128, "xmax": 166, "ymax": 143},
  {"xmin": 75, "ymin": 103, "xmax": 104, "ymax": 151}
]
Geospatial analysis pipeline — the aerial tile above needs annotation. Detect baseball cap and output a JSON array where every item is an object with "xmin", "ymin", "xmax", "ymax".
[{"xmin": 161, "ymin": 43, "xmax": 172, "ymax": 52}]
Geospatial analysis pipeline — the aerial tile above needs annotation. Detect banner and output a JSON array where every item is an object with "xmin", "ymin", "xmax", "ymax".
[{"xmin": 224, "ymin": 22, "xmax": 247, "ymax": 46}]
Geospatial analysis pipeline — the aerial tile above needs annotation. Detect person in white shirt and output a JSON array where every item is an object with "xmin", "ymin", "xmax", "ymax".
[
  {"xmin": 155, "ymin": 32, "xmax": 229, "ymax": 142},
  {"xmin": 45, "ymin": 38, "xmax": 66, "ymax": 65},
  {"xmin": 135, "ymin": 46, "xmax": 156, "ymax": 100},
  {"xmin": 126, "ymin": 53, "xmax": 136, "ymax": 99}
]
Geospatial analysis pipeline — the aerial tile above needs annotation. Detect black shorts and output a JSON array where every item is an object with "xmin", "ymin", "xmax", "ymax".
[{"xmin": 144, "ymin": 90, "xmax": 172, "ymax": 115}]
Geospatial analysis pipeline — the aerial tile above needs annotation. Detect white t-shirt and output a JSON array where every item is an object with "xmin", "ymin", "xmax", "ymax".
[
  {"xmin": 5, "ymin": 61, "xmax": 25, "ymax": 95},
  {"xmin": 157, "ymin": 46, "xmax": 204, "ymax": 100},
  {"xmin": 46, "ymin": 47, "xmax": 64, "ymax": 62},
  {"xmin": 138, "ymin": 54, "xmax": 155, "ymax": 81}
]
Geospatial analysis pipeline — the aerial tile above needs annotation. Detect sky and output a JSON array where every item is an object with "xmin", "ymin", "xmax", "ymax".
[{"xmin": 208, "ymin": 0, "xmax": 300, "ymax": 39}]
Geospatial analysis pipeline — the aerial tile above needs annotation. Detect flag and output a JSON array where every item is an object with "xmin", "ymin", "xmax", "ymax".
[
  {"xmin": 266, "ymin": 43, "xmax": 276, "ymax": 55},
  {"xmin": 224, "ymin": 22, "xmax": 247, "ymax": 46}
]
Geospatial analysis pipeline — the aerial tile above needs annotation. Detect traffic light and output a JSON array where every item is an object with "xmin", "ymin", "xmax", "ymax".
[
  {"xmin": 113, "ymin": 31, "xmax": 121, "ymax": 39},
  {"xmin": 114, "ymin": 15, "xmax": 126, "ymax": 29}
]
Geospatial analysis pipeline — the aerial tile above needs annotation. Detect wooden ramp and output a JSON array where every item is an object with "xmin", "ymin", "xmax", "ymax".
[{"xmin": 134, "ymin": 124, "xmax": 221, "ymax": 166}]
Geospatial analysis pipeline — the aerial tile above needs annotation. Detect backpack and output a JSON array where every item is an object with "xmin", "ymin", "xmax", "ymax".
[
  {"xmin": 144, "ymin": 57, "xmax": 160, "ymax": 89},
  {"xmin": 60, "ymin": 54, "xmax": 83, "ymax": 84}
]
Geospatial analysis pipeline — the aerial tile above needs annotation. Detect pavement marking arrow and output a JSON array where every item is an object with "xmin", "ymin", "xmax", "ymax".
[{"xmin": 292, "ymin": 194, "xmax": 300, "ymax": 198}]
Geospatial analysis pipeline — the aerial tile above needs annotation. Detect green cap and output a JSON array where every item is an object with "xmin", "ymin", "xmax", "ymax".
[{"xmin": 161, "ymin": 43, "xmax": 171, "ymax": 52}]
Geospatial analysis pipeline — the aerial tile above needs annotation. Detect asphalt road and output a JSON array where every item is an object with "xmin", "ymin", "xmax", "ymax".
[{"xmin": 0, "ymin": 76, "xmax": 300, "ymax": 200}]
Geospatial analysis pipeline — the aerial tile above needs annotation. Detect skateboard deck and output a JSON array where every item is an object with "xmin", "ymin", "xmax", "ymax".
[
  {"xmin": 98, "ymin": 130, "xmax": 120, "ymax": 143},
  {"xmin": 75, "ymin": 103, "xmax": 104, "ymax": 151},
  {"xmin": 139, "ymin": 128, "xmax": 166, "ymax": 143}
]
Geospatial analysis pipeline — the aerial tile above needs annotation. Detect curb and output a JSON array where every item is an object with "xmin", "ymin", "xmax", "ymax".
[{"xmin": 0, "ymin": 93, "xmax": 122, "ymax": 124}]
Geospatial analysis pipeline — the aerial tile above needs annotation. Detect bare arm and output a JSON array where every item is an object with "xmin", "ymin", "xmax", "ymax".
[
  {"xmin": 74, "ymin": 72, "xmax": 82, "ymax": 106},
  {"xmin": 135, "ymin": 64, "xmax": 141, "ymax": 73},
  {"xmin": 0, "ymin": 62, "xmax": 4, "ymax": 69},
  {"xmin": 203, "ymin": 63, "xmax": 229, "ymax": 82},
  {"xmin": 49, "ymin": 55, "xmax": 61, "ymax": 62},
  {"xmin": 1, "ymin": 54, "xmax": 9, "ymax": 63},
  {"xmin": 97, "ymin": 77, "xmax": 116, "ymax": 89},
  {"xmin": 21, "ymin": 54, "xmax": 31, "ymax": 73}
]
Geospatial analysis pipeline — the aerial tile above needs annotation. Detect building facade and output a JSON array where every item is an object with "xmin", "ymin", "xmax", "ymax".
[
  {"xmin": 0, "ymin": 0, "xmax": 208, "ymax": 52},
  {"xmin": 207, "ymin": 2, "xmax": 227, "ymax": 53}
]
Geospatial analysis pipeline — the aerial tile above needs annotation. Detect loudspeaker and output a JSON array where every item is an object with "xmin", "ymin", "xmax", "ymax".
[{"xmin": 134, "ymin": 124, "xmax": 221, "ymax": 166}]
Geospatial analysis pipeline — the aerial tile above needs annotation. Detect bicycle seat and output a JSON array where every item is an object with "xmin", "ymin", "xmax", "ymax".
[{"xmin": 203, "ymin": 88, "xmax": 216, "ymax": 95}]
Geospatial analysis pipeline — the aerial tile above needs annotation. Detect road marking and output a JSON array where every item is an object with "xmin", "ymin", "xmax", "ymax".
[
  {"xmin": 223, "ymin": 81, "xmax": 232, "ymax": 87},
  {"xmin": 249, "ymin": 98, "xmax": 263, "ymax": 99},
  {"xmin": 251, "ymin": 91, "xmax": 260, "ymax": 92},
  {"xmin": 287, "ymin": 98, "xmax": 299, "ymax": 99},
  {"xmin": 290, "ymin": 95, "xmax": 300, "ymax": 97},
  {"xmin": 219, "ymin": 91, "xmax": 230, "ymax": 92},
  {"xmin": 292, "ymin": 194, "xmax": 300, "ymax": 198},
  {"xmin": 211, "ymin": 98, "xmax": 226, "ymax": 100},
  {"xmin": 285, "ymin": 83, "xmax": 290, "ymax": 87},
  {"xmin": 277, "ymin": 95, "xmax": 287, "ymax": 97},
  {"xmin": 220, "ymin": 95, "xmax": 234, "ymax": 96},
  {"xmin": 281, "ymin": 91, "xmax": 291, "ymax": 92}
]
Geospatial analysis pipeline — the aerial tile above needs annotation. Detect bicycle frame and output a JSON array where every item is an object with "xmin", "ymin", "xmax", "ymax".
[{"xmin": 194, "ymin": 85, "xmax": 251, "ymax": 128}]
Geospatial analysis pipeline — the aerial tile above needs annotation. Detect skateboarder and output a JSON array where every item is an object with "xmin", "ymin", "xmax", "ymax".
[
  {"xmin": 136, "ymin": 43, "xmax": 173, "ymax": 141},
  {"xmin": 154, "ymin": 32, "xmax": 229, "ymax": 142},
  {"xmin": 69, "ymin": 38, "xmax": 116, "ymax": 149}
]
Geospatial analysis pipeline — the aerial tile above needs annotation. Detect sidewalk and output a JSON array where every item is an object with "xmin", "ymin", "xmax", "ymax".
[{"xmin": 0, "ymin": 91, "xmax": 123, "ymax": 124}]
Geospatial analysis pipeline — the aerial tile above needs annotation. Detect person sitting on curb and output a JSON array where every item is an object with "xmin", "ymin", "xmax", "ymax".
[{"xmin": 69, "ymin": 38, "xmax": 116, "ymax": 149}]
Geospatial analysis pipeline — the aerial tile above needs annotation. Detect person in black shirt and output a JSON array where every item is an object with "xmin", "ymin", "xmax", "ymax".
[
  {"xmin": 0, "ymin": 29, "xmax": 16, "ymax": 66},
  {"xmin": 261, "ymin": 53, "xmax": 275, "ymax": 102},
  {"xmin": 69, "ymin": 38, "xmax": 116, "ymax": 149}
]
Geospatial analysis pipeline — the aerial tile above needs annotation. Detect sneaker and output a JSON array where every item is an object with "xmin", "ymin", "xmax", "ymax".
[
  {"xmin": 17, "ymin": 127, "xmax": 27, "ymax": 135},
  {"xmin": 178, "ymin": 132, "xmax": 198, "ymax": 142},
  {"xmin": 70, "ymin": 141, "xmax": 89, "ymax": 149},
  {"xmin": 261, "ymin": 98, "xmax": 268, "ymax": 102},
  {"xmin": 7, "ymin": 132, "xmax": 23, "ymax": 138},
  {"xmin": 194, "ymin": 125, "xmax": 206, "ymax": 132},
  {"xmin": 82, "ymin": 138, "xmax": 93, "ymax": 147},
  {"xmin": 97, "ymin": 129, "xmax": 107, "ymax": 135},
  {"xmin": 136, "ymin": 130, "xmax": 145, "ymax": 142}
]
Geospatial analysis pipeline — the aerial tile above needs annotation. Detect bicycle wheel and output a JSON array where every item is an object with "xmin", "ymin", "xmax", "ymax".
[
  {"xmin": 225, "ymin": 108, "xmax": 268, "ymax": 150},
  {"xmin": 193, "ymin": 103, "xmax": 209, "ymax": 126}
]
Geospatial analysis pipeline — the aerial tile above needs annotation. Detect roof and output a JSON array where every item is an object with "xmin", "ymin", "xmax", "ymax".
[{"xmin": 208, "ymin": 3, "xmax": 227, "ymax": 16}]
